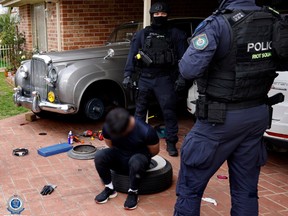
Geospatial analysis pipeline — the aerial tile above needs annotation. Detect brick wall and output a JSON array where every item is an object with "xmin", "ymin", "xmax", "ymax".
[
  {"xmin": 18, "ymin": 5, "xmax": 33, "ymax": 51},
  {"xmin": 46, "ymin": 2, "xmax": 58, "ymax": 51},
  {"xmin": 59, "ymin": 0, "xmax": 143, "ymax": 50},
  {"xmin": 18, "ymin": 0, "xmax": 218, "ymax": 52}
]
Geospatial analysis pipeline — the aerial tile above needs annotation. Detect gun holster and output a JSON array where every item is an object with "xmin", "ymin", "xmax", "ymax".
[
  {"xmin": 196, "ymin": 96, "xmax": 208, "ymax": 119},
  {"xmin": 196, "ymin": 96, "xmax": 227, "ymax": 124},
  {"xmin": 207, "ymin": 102, "xmax": 226, "ymax": 124}
]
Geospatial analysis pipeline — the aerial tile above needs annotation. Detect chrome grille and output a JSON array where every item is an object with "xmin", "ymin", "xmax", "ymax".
[{"xmin": 31, "ymin": 58, "xmax": 48, "ymax": 100}]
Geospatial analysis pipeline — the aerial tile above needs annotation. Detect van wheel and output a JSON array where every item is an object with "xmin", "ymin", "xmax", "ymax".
[
  {"xmin": 111, "ymin": 155, "xmax": 173, "ymax": 194},
  {"xmin": 84, "ymin": 98, "xmax": 105, "ymax": 121}
]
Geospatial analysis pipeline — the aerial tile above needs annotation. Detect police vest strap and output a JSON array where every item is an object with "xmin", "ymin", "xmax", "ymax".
[
  {"xmin": 223, "ymin": 10, "xmax": 250, "ymax": 27},
  {"xmin": 226, "ymin": 98, "xmax": 266, "ymax": 110}
]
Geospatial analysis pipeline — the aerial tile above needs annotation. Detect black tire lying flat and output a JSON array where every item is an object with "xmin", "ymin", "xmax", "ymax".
[{"xmin": 111, "ymin": 155, "xmax": 173, "ymax": 195}]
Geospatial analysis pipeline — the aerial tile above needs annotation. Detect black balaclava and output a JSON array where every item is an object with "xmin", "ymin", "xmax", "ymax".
[
  {"xmin": 152, "ymin": 16, "xmax": 168, "ymax": 27},
  {"xmin": 150, "ymin": 2, "xmax": 169, "ymax": 28}
]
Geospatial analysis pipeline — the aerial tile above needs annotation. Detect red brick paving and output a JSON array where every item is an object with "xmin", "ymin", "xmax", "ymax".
[{"xmin": 0, "ymin": 113, "xmax": 287, "ymax": 216}]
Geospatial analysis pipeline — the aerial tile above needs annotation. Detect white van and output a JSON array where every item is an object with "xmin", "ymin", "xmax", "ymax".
[{"xmin": 187, "ymin": 73, "xmax": 288, "ymax": 149}]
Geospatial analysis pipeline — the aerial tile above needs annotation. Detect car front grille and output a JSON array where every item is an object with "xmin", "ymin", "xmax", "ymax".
[{"xmin": 31, "ymin": 58, "xmax": 48, "ymax": 100}]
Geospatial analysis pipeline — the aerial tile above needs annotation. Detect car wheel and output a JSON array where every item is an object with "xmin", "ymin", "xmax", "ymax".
[
  {"xmin": 111, "ymin": 155, "xmax": 173, "ymax": 194},
  {"xmin": 84, "ymin": 98, "xmax": 105, "ymax": 121}
]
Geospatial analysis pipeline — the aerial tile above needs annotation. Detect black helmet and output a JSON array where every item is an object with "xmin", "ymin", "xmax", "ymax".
[{"xmin": 149, "ymin": 2, "xmax": 170, "ymax": 15}]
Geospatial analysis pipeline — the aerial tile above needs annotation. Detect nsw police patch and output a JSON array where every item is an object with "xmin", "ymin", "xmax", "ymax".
[{"xmin": 192, "ymin": 34, "xmax": 209, "ymax": 50}]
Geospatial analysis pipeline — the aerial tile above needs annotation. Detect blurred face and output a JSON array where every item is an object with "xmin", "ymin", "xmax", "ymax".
[{"xmin": 153, "ymin": 12, "xmax": 168, "ymax": 17}]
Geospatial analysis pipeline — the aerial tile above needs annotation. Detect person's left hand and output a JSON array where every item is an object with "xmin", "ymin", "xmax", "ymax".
[{"xmin": 175, "ymin": 75, "xmax": 186, "ymax": 91}]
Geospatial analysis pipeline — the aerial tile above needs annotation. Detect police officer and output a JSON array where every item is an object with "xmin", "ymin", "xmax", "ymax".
[
  {"xmin": 123, "ymin": 2, "xmax": 187, "ymax": 157},
  {"xmin": 174, "ymin": 0, "xmax": 282, "ymax": 215}
]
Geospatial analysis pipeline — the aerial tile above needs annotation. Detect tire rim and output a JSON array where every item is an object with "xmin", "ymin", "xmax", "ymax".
[
  {"xmin": 147, "ymin": 155, "xmax": 167, "ymax": 172},
  {"xmin": 67, "ymin": 145, "xmax": 98, "ymax": 160},
  {"xmin": 85, "ymin": 98, "xmax": 104, "ymax": 120},
  {"xmin": 72, "ymin": 145, "xmax": 97, "ymax": 154}
]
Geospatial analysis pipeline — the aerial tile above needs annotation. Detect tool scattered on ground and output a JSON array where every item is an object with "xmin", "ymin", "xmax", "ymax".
[
  {"xmin": 202, "ymin": 197, "xmax": 217, "ymax": 206},
  {"xmin": 217, "ymin": 175, "xmax": 228, "ymax": 180},
  {"xmin": 12, "ymin": 148, "xmax": 29, "ymax": 157},
  {"xmin": 82, "ymin": 130, "xmax": 104, "ymax": 141},
  {"xmin": 40, "ymin": 184, "xmax": 57, "ymax": 195},
  {"xmin": 38, "ymin": 143, "xmax": 73, "ymax": 157},
  {"xmin": 73, "ymin": 135, "xmax": 84, "ymax": 143},
  {"xmin": 93, "ymin": 131, "xmax": 104, "ymax": 141},
  {"xmin": 82, "ymin": 130, "xmax": 93, "ymax": 137}
]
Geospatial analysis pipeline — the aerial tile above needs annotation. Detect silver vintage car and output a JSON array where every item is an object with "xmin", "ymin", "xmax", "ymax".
[{"xmin": 13, "ymin": 18, "xmax": 202, "ymax": 121}]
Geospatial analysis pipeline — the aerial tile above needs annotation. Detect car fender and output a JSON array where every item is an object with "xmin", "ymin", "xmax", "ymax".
[{"xmin": 57, "ymin": 60, "xmax": 126, "ymax": 111}]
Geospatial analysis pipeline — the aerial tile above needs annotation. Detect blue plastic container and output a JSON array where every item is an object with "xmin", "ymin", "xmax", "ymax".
[{"xmin": 37, "ymin": 143, "xmax": 73, "ymax": 157}]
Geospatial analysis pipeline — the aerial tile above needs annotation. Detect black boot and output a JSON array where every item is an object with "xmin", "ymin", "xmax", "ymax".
[{"xmin": 166, "ymin": 142, "xmax": 178, "ymax": 157}]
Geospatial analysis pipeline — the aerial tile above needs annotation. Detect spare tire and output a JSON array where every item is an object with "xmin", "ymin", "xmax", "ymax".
[{"xmin": 111, "ymin": 155, "xmax": 173, "ymax": 194}]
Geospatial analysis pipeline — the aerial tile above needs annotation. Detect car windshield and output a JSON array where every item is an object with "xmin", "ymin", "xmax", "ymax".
[{"xmin": 107, "ymin": 23, "xmax": 142, "ymax": 43}]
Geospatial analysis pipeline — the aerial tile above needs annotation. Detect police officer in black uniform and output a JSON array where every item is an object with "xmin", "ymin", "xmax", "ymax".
[
  {"xmin": 123, "ymin": 2, "xmax": 187, "ymax": 157},
  {"xmin": 174, "ymin": 0, "xmax": 286, "ymax": 215}
]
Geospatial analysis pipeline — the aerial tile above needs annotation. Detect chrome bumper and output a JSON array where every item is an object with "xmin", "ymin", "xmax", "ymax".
[{"xmin": 13, "ymin": 87, "xmax": 76, "ymax": 114}]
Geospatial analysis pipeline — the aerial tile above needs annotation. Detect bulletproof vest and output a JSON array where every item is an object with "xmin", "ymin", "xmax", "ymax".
[
  {"xmin": 197, "ymin": 9, "xmax": 278, "ymax": 103},
  {"xmin": 142, "ymin": 27, "xmax": 177, "ymax": 67}
]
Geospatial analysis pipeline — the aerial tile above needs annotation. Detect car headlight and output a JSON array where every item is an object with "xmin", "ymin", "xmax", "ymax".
[
  {"xmin": 45, "ymin": 67, "xmax": 58, "ymax": 87},
  {"xmin": 19, "ymin": 65, "xmax": 29, "ymax": 79},
  {"xmin": 48, "ymin": 67, "xmax": 58, "ymax": 83}
]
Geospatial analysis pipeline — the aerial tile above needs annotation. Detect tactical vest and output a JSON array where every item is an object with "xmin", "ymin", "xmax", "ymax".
[
  {"xmin": 141, "ymin": 27, "xmax": 177, "ymax": 67},
  {"xmin": 197, "ymin": 9, "xmax": 278, "ymax": 103}
]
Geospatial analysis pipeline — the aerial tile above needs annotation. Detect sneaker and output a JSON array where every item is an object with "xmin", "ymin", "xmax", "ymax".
[
  {"xmin": 124, "ymin": 191, "xmax": 139, "ymax": 210},
  {"xmin": 95, "ymin": 187, "xmax": 117, "ymax": 204},
  {"xmin": 166, "ymin": 142, "xmax": 178, "ymax": 157}
]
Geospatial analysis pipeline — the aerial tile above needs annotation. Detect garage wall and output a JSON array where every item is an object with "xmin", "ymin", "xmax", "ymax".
[
  {"xmin": 18, "ymin": 0, "xmax": 218, "ymax": 52},
  {"xmin": 59, "ymin": 0, "xmax": 143, "ymax": 50},
  {"xmin": 59, "ymin": 0, "xmax": 218, "ymax": 51}
]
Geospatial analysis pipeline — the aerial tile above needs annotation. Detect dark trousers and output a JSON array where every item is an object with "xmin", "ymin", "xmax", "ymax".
[
  {"xmin": 136, "ymin": 75, "xmax": 178, "ymax": 144},
  {"xmin": 94, "ymin": 148, "xmax": 150, "ymax": 190},
  {"xmin": 174, "ymin": 105, "xmax": 269, "ymax": 216}
]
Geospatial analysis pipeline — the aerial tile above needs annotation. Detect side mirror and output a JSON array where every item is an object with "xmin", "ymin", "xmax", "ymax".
[{"xmin": 104, "ymin": 49, "xmax": 115, "ymax": 60}]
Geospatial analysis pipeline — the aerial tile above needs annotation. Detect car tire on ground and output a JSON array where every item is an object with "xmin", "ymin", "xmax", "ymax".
[{"xmin": 111, "ymin": 155, "xmax": 173, "ymax": 194}]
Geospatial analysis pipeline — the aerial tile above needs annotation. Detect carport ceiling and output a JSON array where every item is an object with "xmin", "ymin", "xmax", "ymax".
[{"xmin": 0, "ymin": 0, "xmax": 45, "ymax": 7}]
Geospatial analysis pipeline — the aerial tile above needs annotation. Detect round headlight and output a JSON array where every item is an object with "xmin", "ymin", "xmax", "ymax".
[
  {"xmin": 48, "ymin": 68, "xmax": 58, "ymax": 83},
  {"xmin": 19, "ymin": 65, "xmax": 29, "ymax": 79}
]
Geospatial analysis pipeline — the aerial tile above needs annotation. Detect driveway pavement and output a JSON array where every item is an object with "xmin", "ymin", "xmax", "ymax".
[{"xmin": 0, "ymin": 113, "xmax": 287, "ymax": 216}]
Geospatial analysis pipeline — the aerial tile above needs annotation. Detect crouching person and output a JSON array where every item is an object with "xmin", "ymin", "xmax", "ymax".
[{"xmin": 94, "ymin": 108, "xmax": 160, "ymax": 210}]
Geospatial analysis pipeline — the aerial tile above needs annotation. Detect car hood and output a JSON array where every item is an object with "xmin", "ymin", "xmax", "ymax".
[{"xmin": 39, "ymin": 43, "xmax": 130, "ymax": 63}]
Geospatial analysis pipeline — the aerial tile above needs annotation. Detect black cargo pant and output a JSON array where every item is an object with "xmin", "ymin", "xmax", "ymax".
[
  {"xmin": 135, "ymin": 75, "xmax": 178, "ymax": 144},
  {"xmin": 174, "ymin": 105, "xmax": 269, "ymax": 216},
  {"xmin": 94, "ymin": 148, "xmax": 150, "ymax": 190}
]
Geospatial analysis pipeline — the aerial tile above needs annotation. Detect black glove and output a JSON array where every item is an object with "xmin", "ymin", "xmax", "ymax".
[
  {"xmin": 122, "ymin": 76, "xmax": 133, "ymax": 89},
  {"xmin": 40, "ymin": 184, "xmax": 57, "ymax": 195},
  {"xmin": 175, "ymin": 75, "xmax": 186, "ymax": 92}
]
